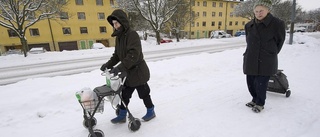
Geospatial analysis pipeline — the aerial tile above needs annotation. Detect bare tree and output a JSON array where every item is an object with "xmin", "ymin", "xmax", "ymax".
[
  {"xmin": 295, "ymin": 10, "xmax": 308, "ymax": 23},
  {"xmin": 167, "ymin": 0, "xmax": 196, "ymax": 42},
  {"xmin": 307, "ymin": 8, "xmax": 320, "ymax": 23},
  {"xmin": 273, "ymin": 0, "xmax": 303, "ymax": 26},
  {"xmin": 0, "ymin": 0, "xmax": 67, "ymax": 57},
  {"xmin": 233, "ymin": 0, "xmax": 255, "ymax": 20},
  {"xmin": 127, "ymin": 12, "xmax": 151, "ymax": 40},
  {"xmin": 115, "ymin": 0, "xmax": 151, "ymax": 40},
  {"xmin": 131, "ymin": 0, "xmax": 182, "ymax": 45},
  {"xmin": 233, "ymin": 0, "xmax": 293, "ymax": 22}
]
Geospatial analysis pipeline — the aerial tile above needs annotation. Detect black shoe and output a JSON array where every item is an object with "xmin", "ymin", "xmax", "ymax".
[
  {"xmin": 245, "ymin": 101, "xmax": 256, "ymax": 108},
  {"xmin": 252, "ymin": 105, "xmax": 264, "ymax": 113}
]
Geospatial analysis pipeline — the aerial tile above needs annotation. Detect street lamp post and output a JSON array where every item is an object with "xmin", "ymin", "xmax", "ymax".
[{"xmin": 289, "ymin": 0, "xmax": 296, "ymax": 45}]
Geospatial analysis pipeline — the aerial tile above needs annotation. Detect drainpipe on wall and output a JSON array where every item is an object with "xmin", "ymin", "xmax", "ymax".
[
  {"xmin": 224, "ymin": 1, "xmax": 228, "ymax": 32},
  {"xmin": 189, "ymin": 0, "xmax": 192, "ymax": 39},
  {"xmin": 47, "ymin": 18, "xmax": 56, "ymax": 51}
]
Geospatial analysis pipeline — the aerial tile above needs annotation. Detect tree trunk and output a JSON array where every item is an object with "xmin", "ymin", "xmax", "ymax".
[
  {"xmin": 143, "ymin": 31, "xmax": 148, "ymax": 40},
  {"xmin": 155, "ymin": 31, "xmax": 161, "ymax": 45},
  {"xmin": 176, "ymin": 32, "xmax": 180, "ymax": 42},
  {"xmin": 20, "ymin": 38, "xmax": 29, "ymax": 57}
]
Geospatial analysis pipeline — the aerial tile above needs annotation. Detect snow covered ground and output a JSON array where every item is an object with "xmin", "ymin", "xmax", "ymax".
[{"xmin": 0, "ymin": 33, "xmax": 319, "ymax": 137}]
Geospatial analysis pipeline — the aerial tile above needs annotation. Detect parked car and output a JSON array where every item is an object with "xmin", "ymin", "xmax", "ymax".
[
  {"xmin": 210, "ymin": 30, "xmax": 232, "ymax": 39},
  {"xmin": 234, "ymin": 31, "xmax": 246, "ymax": 37},
  {"xmin": 29, "ymin": 47, "xmax": 46, "ymax": 54},
  {"xmin": 286, "ymin": 27, "xmax": 306, "ymax": 33},
  {"xmin": 160, "ymin": 38, "xmax": 173, "ymax": 43},
  {"xmin": 5, "ymin": 49, "xmax": 23, "ymax": 56},
  {"xmin": 91, "ymin": 43, "xmax": 106, "ymax": 49}
]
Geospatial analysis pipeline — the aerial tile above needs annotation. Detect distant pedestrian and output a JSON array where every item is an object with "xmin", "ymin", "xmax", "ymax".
[
  {"xmin": 100, "ymin": 9, "xmax": 156, "ymax": 123},
  {"xmin": 243, "ymin": 0, "xmax": 286, "ymax": 113}
]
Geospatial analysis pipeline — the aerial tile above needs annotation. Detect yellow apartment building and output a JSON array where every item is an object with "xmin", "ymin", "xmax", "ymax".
[
  {"xmin": 0, "ymin": 0, "xmax": 116, "ymax": 53},
  {"xmin": 0, "ymin": 0, "xmax": 249, "ymax": 54},
  {"xmin": 186, "ymin": 0, "xmax": 248, "ymax": 39}
]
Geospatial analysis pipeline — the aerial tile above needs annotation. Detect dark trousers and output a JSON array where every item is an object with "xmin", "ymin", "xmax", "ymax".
[
  {"xmin": 246, "ymin": 75, "xmax": 270, "ymax": 106},
  {"xmin": 120, "ymin": 83, "xmax": 154, "ymax": 109}
]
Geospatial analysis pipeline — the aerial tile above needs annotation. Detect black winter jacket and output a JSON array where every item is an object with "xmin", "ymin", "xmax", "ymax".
[
  {"xmin": 105, "ymin": 9, "xmax": 150, "ymax": 87},
  {"xmin": 243, "ymin": 13, "xmax": 286, "ymax": 76}
]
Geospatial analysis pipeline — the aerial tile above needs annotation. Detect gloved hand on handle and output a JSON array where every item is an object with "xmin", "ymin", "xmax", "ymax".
[
  {"xmin": 100, "ymin": 63, "xmax": 108, "ymax": 71},
  {"xmin": 110, "ymin": 67, "xmax": 120, "ymax": 76}
]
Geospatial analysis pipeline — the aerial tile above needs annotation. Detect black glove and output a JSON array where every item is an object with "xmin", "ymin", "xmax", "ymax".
[
  {"xmin": 100, "ymin": 63, "xmax": 107, "ymax": 71},
  {"xmin": 110, "ymin": 67, "xmax": 120, "ymax": 75}
]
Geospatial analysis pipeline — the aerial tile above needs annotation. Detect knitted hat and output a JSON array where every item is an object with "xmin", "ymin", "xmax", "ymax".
[{"xmin": 254, "ymin": 0, "xmax": 272, "ymax": 10}]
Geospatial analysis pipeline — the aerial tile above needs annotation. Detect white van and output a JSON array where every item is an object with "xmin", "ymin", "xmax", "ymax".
[{"xmin": 210, "ymin": 30, "xmax": 231, "ymax": 39}]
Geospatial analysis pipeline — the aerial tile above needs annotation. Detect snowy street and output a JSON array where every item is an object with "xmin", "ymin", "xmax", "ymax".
[
  {"xmin": 0, "ymin": 39, "xmax": 245, "ymax": 85},
  {"xmin": 0, "ymin": 33, "xmax": 319, "ymax": 137}
]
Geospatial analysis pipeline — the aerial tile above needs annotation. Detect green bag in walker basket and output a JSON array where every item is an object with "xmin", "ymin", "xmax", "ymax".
[{"xmin": 75, "ymin": 87, "xmax": 104, "ymax": 113}]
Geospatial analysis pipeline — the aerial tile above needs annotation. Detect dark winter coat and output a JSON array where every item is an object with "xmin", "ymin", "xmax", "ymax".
[
  {"xmin": 105, "ymin": 9, "xmax": 150, "ymax": 87},
  {"xmin": 243, "ymin": 13, "xmax": 286, "ymax": 76}
]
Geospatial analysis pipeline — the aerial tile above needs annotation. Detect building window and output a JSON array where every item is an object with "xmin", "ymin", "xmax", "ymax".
[
  {"xmin": 98, "ymin": 13, "xmax": 105, "ymax": 20},
  {"xmin": 218, "ymin": 21, "xmax": 222, "ymax": 26},
  {"xmin": 110, "ymin": 0, "xmax": 114, "ymax": 6},
  {"xmin": 197, "ymin": 12, "xmax": 199, "ymax": 17},
  {"xmin": 230, "ymin": 13, "xmax": 233, "ymax": 17},
  {"xmin": 219, "ymin": 12, "xmax": 222, "ymax": 17},
  {"xmin": 231, "ymin": 3, "xmax": 234, "ymax": 8},
  {"xmin": 60, "ymin": 12, "xmax": 69, "ymax": 20},
  {"xmin": 203, "ymin": 12, "xmax": 206, "ymax": 17},
  {"xmin": 80, "ymin": 27, "xmax": 88, "ymax": 34},
  {"xmin": 229, "ymin": 21, "xmax": 233, "ymax": 26},
  {"xmin": 29, "ymin": 28, "xmax": 40, "ymax": 36},
  {"xmin": 196, "ymin": 22, "xmax": 199, "ymax": 27},
  {"xmin": 212, "ymin": 12, "xmax": 215, "ymax": 17},
  {"xmin": 203, "ymin": 1, "xmax": 207, "ymax": 7},
  {"xmin": 219, "ymin": 2, "xmax": 223, "ymax": 7},
  {"xmin": 191, "ymin": 31, "xmax": 194, "ymax": 35},
  {"xmin": 242, "ymin": 21, "xmax": 246, "ymax": 25},
  {"xmin": 202, "ymin": 21, "xmax": 206, "ymax": 27},
  {"xmin": 96, "ymin": 0, "xmax": 103, "ymax": 5},
  {"xmin": 235, "ymin": 21, "xmax": 238, "ymax": 26},
  {"xmin": 62, "ymin": 27, "xmax": 71, "ymax": 35},
  {"xmin": 7, "ymin": 29, "xmax": 18, "ymax": 37},
  {"xmin": 76, "ymin": 0, "xmax": 83, "ymax": 5},
  {"xmin": 191, "ymin": 22, "xmax": 195, "ymax": 27},
  {"xmin": 77, "ymin": 12, "xmax": 86, "ymax": 20},
  {"xmin": 197, "ymin": 2, "xmax": 200, "ymax": 6},
  {"xmin": 211, "ymin": 21, "xmax": 215, "ymax": 26},
  {"xmin": 212, "ymin": 2, "xmax": 216, "ymax": 7},
  {"xmin": 100, "ymin": 26, "xmax": 106, "ymax": 33}
]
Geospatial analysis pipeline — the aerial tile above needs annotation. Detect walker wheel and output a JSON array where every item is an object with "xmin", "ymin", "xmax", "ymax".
[
  {"xmin": 83, "ymin": 117, "xmax": 97, "ymax": 129},
  {"xmin": 88, "ymin": 129, "xmax": 104, "ymax": 137},
  {"xmin": 286, "ymin": 90, "xmax": 291, "ymax": 98},
  {"xmin": 128, "ymin": 118, "xmax": 141, "ymax": 132}
]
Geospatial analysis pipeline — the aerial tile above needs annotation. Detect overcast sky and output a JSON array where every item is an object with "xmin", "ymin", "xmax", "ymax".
[{"xmin": 295, "ymin": 0, "xmax": 319, "ymax": 11}]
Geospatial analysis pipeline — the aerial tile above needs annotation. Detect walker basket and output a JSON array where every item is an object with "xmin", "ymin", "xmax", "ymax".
[{"xmin": 81, "ymin": 98, "xmax": 104, "ymax": 114}]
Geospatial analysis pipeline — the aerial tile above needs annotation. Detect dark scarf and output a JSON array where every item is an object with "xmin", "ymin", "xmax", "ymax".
[
  {"xmin": 111, "ymin": 26, "xmax": 125, "ymax": 37},
  {"xmin": 255, "ymin": 18, "xmax": 263, "ymax": 23}
]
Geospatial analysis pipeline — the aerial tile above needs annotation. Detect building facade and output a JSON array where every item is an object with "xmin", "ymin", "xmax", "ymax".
[
  {"xmin": 0, "ymin": 0, "xmax": 116, "ymax": 53},
  {"xmin": 185, "ymin": 0, "xmax": 248, "ymax": 39},
  {"xmin": 0, "ymin": 0, "xmax": 248, "ymax": 54}
]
